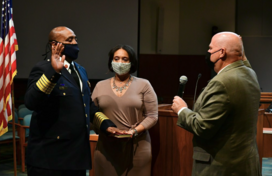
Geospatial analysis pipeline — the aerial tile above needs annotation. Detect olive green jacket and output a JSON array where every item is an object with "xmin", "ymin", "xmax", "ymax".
[{"xmin": 177, "ymin": 60, "xmax": 261, "ymax": 176}]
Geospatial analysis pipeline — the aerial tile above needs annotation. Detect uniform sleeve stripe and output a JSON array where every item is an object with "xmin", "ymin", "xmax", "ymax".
[
  {"xmin": 40, "ymin": 78, "xmax": 54, "ymax": 90},
  {"xmin": 37, "ymin": 81, "xmax": 45, "ymax": 91},
  {"xmin": 39, "ymin": 79, "xmax": 47, "ymax": 89},
  {"xmin": 40, "ymin": 76, "xmax": 55, "ymax": 89},
  {"xmin": 36, "ymin": 74, "xmax": 56, "ymax": 94},
  {"xmin": 93, "ymin": 112, "xmax": 110, "ymax": 128},
  {"xmin": 40, "ymin": 78, "xmax": 47, "ymax": 86}
]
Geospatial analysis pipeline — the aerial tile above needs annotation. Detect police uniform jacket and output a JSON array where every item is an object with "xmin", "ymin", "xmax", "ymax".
[{"xmin": 25, "ymin": 59, "xmax": 97, "ymax": 170}]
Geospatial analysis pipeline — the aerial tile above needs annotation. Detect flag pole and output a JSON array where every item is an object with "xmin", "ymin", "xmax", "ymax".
[{"xmin": 11, "ymin": 82, "xmax": 17, "ymax": 176}]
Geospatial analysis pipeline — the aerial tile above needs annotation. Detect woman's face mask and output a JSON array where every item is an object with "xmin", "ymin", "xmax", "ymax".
[{"xmin": 111, "ymin": 61, "xmax": 131, "ymax": 75}]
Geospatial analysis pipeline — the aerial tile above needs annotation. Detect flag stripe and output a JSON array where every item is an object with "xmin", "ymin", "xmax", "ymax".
[{"xmin": 0, "ymin": 0, "xmax": 18, "ymax": 136}]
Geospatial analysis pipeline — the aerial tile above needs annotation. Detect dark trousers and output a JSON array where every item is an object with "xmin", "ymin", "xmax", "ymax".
[{"xmin": 27, "ymin": 165, "xmax": 86, "ymax": 176}]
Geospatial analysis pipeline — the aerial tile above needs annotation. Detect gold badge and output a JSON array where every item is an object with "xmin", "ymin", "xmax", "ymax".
[{"xmin": 87, "ymin": 81, "xmax": 91, "ymax": 88}]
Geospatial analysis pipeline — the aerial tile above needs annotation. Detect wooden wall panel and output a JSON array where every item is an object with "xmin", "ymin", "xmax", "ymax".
[
  {"xmin": 14, "ymin": 54, "xmax": 211, "ymax": 107},
  {"xmin": 263, "ymin": 134, "xmax": 272, "ymax": 157},
  {"xmin": 263, "ymin": 113, "xmax": 272, "ymax": 128},
  {"xmin": 256, "ymin": 109, "xmax": 264, "ymax": 167},
  {"xmin": 89, "ymin": 135, "xmax": 98, "ymax": 176},
  {"xmin": 138, "ymin": 54, "xmax": 211, "ymax": 105},
  {"xmin": 176, "ymin": 126, "xmax": 193, "ymax": 176},
  {"xmin": 263, "ymin": 112, "xmax": 272, "ymax": 157},
  {"xmin": 149, "ymin": 105, "xmax": 193, "ymax": 176},
  {"xmin": 149, "ymin": 113, "xmax": 168, "ymax": 176}
]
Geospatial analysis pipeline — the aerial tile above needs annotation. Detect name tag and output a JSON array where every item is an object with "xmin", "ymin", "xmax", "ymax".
[{"xmin": 59, "ymin": 86, "xmax": 68, "ymax": 90}]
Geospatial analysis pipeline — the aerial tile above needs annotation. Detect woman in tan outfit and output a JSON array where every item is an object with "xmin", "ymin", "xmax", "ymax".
[{"xmin": 92, "ymin": 45, "xmax": 158, "ymax": 176}]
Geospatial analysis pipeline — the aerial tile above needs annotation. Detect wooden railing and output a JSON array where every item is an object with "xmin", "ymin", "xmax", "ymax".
[{"xmin": 260, "ymin": 92, "xmax": 272, "ymax": 103}]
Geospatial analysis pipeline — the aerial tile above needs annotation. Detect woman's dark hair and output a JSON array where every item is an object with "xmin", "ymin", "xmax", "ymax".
[{"xmin": 108, "ymin": 44, "xmax": 138, "ymax": 74}]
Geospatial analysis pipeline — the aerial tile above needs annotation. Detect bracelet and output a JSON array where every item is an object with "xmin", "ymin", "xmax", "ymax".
[{"xmin": 132, "ymin": 128, "xmax": 138, "ymax": 137}]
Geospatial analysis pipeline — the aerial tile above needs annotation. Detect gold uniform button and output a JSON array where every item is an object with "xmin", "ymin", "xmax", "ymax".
[
  {"xmin": 82, "ymin": 94, "xmax": 84, "ymax": 96},
  {"xmin": 86, "ymin": 125, "xmax": 88, "ymax": 128},
  {"xmin": 84, "ymin": 104, "xmax": 86, "ymax": 107},
  {"xmin": 63, "ymin": 93, "xmax": 66, "ymax": 96},
  {"xmin": 57, "ymin": 136, "xmax": 60, "ymax": 139},
  {"xmin": 85, "ymin": 114, "xmax": 88, "ymax": 117}
]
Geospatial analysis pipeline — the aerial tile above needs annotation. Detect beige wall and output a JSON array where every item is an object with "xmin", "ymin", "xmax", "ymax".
[{"xmin": 140, "ymin": 0, "xmax": 236, "ymax": 55}]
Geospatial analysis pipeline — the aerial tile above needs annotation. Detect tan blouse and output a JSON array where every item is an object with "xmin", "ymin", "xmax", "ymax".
[{"xmin": 91, "ymin": 76, "xmax": 158, "ymax": 130}]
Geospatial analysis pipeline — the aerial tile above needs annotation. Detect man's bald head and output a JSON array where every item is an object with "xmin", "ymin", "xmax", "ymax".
[
  {"xmin": 48, "ymin": 26, "xmax": 76, "ymax": 43},
  {"xmin": 48, "ymin": 26, "xmax": 78, "ymax": 62},
  {"xmin": 212, "ymin": 32, "xmax": 244, "ymax": 59},
  {"xmin": 208, "ymin": 32, "xmax": 245, "ymax": 73}
]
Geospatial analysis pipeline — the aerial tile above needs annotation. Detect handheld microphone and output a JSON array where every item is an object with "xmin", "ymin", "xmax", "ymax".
[
  {"xmin": 193, "ymin": 73, "xmax": 202, "ymax": 110},
  {"xmin": 177, "ymin": 75, "xmax": 188, "ymax": 98}
]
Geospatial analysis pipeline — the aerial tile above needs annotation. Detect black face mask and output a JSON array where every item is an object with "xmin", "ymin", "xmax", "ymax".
[
  {"xmin": 62, "ymin": 44, "xmax": 80, "ymax": 60},
  {"xmin": 205, "ymin": 49, "xmax": 222, "ymax": 69}
]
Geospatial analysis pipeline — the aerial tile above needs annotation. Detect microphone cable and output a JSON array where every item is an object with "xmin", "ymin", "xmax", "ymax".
[{"xmin": 193, "ymin": 73, "xmax": 202, "ymax": 110}]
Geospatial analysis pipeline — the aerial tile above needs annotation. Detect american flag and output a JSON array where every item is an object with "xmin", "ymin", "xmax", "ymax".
[{"xmin": 0, "ymin": 0, "xmax": 18, "ymax": 136}]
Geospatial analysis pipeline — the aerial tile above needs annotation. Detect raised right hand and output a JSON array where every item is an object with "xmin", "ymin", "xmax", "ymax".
[{"xmin": 51, "ymin": 42, "xmax": 65, "ymax": 73}]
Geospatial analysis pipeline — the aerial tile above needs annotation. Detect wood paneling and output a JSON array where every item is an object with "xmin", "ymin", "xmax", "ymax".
[
  {"xmin": 263, "ymin": 133, "xmax": 272, "ymax": 157},
  {"xmin": 15, "ymin": 54, "xmax": 211, "ymax": 107},
  {"xmin": 259, "ymin": 93, "xmax": 272, "ymax": 158},
  {"xmin": 256, "ymin": 110, "xmax": 272, "ymax": 162},
  {"xmin": 263, "ymin": 113, "xmax": 272, "ymax": 128},
  {"xmin": 138, "ymin": 54, "xmax": 211, "ymax": 104},
  {"xmin": 149, "ymin": 104, "xmax": 193, "ymax": 176},
  {"xmin": 259, "ymin": 103, "xmax": 270, "ymax": 110},
  {"xmin": 260, "ymin": 92, "xmax": 272, "ymax": 103},
  {"xmin": 89, "ymin": 134, "xmax": 98, "ymax": 176},
  {"xmin": 263, "ymin": 113, "xmax": 272, "ymax": 157},
  {"xmin": 256, "ymin": 109, "xmax": 264, "ymax": 167}
]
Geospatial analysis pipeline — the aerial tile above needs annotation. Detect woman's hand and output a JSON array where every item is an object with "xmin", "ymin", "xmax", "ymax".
[{"xmin": 106, "ymin": 127, "xmax": 129, "ymax": 135}]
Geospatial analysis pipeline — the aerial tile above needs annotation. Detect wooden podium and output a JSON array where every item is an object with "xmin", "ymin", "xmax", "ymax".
[
  {"xmin": 89, "ymin": 134, "xmax": 98, "ymax": 176},
  {"xmin": 149, "ymin": 104, "xmax": 193, "ymax": 176},
  {"xmin": 259, "ymin": 92, "xmax": 272, "ymax": 161},
  {"xmin": 256, "ymin": 109, "xmax": 264, "ymax": 168}
]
